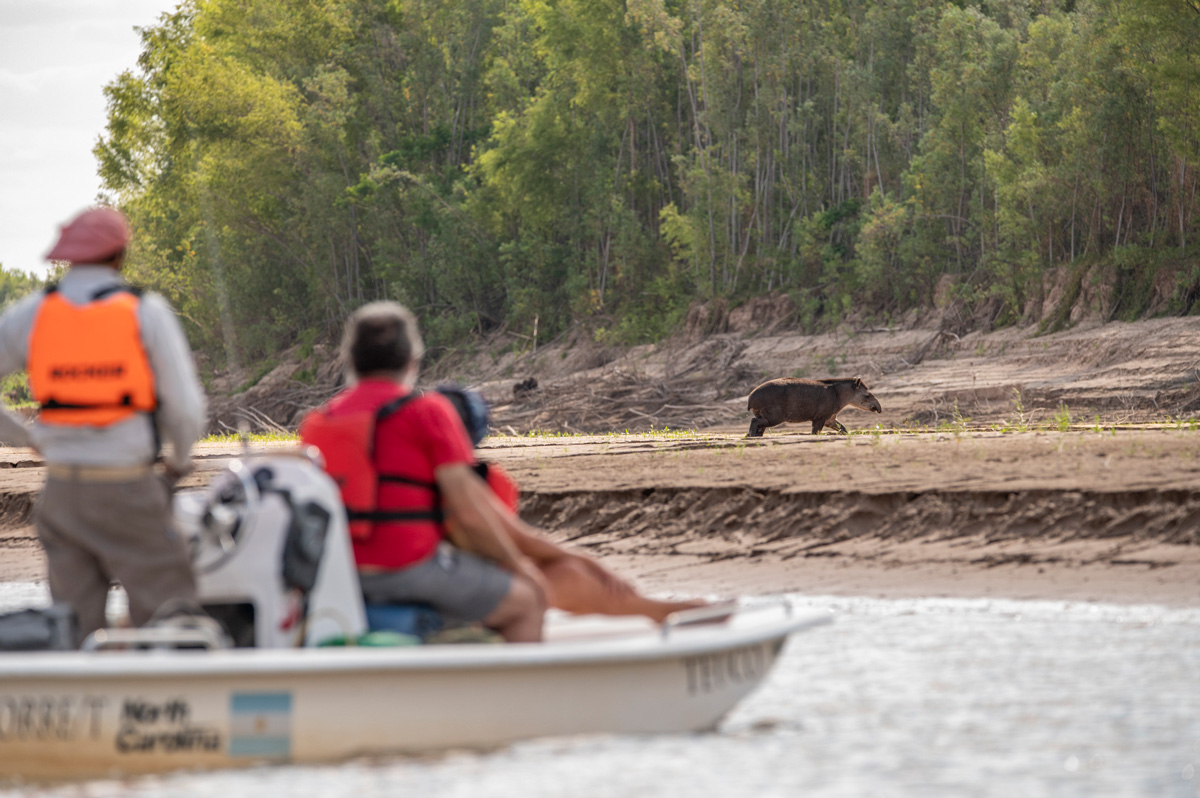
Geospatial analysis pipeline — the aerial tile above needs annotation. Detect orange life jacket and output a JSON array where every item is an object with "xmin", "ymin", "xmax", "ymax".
[
  {"xmin": 27, "ymin": 285, "xmax": 157, "ymax": 427},
  {"xmin": 298, "ymin": 393, "xmax": 443, "ymax": 542}
]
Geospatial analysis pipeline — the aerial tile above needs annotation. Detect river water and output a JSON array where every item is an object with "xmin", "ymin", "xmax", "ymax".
[{"xmin": 0, "ymin": 584, "xmax": 1197, "ymax": 798}]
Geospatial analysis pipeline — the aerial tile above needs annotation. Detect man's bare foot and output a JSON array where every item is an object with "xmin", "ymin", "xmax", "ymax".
[{"xmin": 653, "ymin": 599, "xmax": 737, "ymax": 625}]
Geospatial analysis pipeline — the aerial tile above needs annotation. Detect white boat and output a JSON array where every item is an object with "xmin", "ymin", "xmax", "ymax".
[
  {"xmin": 0, "ymin": 453, "xmax": 831, "ymax": 782},
  {"xmin": 0, "ymin": 603, "xmax": 827, "ymax": 781}
]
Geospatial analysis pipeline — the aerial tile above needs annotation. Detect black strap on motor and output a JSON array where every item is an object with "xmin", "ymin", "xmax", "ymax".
[{"xmin": 252, "ymin": 467, "xmax": 332, "ymax": 624}]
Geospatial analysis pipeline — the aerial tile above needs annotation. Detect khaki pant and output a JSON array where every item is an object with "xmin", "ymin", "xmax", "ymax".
[{"xmin": 36, "ymin": 471, "xmax": 197, "ymax": 647}]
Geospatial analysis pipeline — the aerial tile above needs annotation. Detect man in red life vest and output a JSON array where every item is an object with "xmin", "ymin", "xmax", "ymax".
[
  {"xmin": 0, "ymin": 207, "xmax": 208, "ymax": 646},
  {"xmin": 301, "ymin": 303, "xmax": 711, "ymax": 639},
  {"xmin": 300, "ymin": 302, "xmax": 548, "ymax": 642}
]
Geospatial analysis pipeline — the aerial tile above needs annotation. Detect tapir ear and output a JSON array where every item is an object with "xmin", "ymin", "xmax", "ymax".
[{"xmin": 853, "ymin": 377, "xmax": 863, "ymax": 387}]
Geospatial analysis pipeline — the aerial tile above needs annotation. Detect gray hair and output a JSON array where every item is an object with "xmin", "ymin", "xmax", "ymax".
[{"xmin": 341, "ymin": 301, "xmax": 425, "ymax": 380}]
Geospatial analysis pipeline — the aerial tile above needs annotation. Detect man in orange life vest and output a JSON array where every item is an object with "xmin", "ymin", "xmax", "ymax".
[
  {"xmin": 301, "ymin": 302, "xmax": 709, "ymax": 643},
  {"xmin": 0, "ymin": 207, "xmax": 208, "ymax": 646}
]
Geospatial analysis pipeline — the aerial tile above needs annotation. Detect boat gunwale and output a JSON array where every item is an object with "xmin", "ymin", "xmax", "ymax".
[{"xmin": 0, "ymin": 611, "xmax": 831, "ymax": 680}]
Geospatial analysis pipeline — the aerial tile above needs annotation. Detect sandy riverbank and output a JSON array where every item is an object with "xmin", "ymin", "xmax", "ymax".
[
  {"xmin": 1, "ymin": 428, "xmax": 1198, "ymax": 607},
  {"xmin": 500, "ymin": 427, "xmax": 1200, "ymax": 608}
]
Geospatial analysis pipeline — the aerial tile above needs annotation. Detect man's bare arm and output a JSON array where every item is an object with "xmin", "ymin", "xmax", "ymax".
[{"xmin": 436, "ymin": 463, "xmax": 535, "ymax": 568}]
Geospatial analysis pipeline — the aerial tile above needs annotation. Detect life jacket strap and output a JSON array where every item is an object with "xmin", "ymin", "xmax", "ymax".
[
  {"xmin": 346, "ymin": 508, "xmax": 445, "ymax": 523},
  {"xmin": 373, "ymin": 392, "xmax": 441, "ymax": 494},
  {"xmin": 42, "ymin": 283, "xmax": 144, "ymax": 300},
  {"xmin": 40, "ymin": 394, "xmax": 135, "ymax": 411},
  {"xmin": 89, "ymin": 284, "xmax": 142, "ymax": 301},
  {"xmin": 379, "ymin": 472, "xmax": 439, "ymax": 491}
]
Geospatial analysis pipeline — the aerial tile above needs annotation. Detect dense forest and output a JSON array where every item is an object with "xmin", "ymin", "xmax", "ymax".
[{"xmin": 94, "ymin": 0, "xmax": 1200, "ymax": 371}]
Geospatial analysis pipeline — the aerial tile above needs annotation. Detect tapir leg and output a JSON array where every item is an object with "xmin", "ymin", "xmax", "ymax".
[
  {"xmin": 811, "ymin": 418, "xmax": 826, "ymax": 434},
  {"xmin": 749, "ymin": 415, "xmax": 783, "ymax": 437},
  {"xmin": 828, "ymin": 416, "xmax": 849, "ymax": 434}
]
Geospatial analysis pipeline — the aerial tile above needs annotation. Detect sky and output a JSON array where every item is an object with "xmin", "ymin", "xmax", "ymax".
[{"xmin": 0, "ymin": 0, "xmax": 180, "ymax": 277}]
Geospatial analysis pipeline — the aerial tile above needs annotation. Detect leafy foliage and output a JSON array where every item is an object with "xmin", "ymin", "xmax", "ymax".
[
  {"xmin": 96, "ymin": 0, "xmax": 1200, "ymax": 372},
  {"xmin": 0, "ymin": 266, "xmax": 43, "ymax": 311}
]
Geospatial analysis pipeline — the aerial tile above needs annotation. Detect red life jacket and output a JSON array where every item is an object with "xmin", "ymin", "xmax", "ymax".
[
  {"xmin": 475, "ymin": 462, "xmax": 519, "ymax": 514},
  {"xmin": 299, "ymin": 392, "xmax": 443, "ymax": 542}
]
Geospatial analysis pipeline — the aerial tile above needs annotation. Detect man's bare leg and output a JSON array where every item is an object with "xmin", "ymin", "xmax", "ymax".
[
  {"xmin": 482, "ymin": 574, "xmax": 546, "ymax": 642},
  {"xmin": 539, "ymin": 558, "xmax": 708, "ymax": 623}
]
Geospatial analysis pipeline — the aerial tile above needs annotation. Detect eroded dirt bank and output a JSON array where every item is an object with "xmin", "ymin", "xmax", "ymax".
[
  {"xmin": 8, "ymin": 428, "xmax": 1195, "ymax": 606},
  {"xmin": 5, "ymin": 312, "xmax": 1200, "ymax": 606},
  {"xmin": 494, "ymin": 429, "xmax": 1200, "ymax": 606}
]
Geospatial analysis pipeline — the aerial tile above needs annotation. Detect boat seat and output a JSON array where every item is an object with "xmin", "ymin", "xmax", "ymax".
[{"xmin": 363, "ymin": 603, "xmax": 444, "ymax": 640}]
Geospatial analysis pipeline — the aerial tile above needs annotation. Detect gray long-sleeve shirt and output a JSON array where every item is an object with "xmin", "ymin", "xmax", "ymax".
[{"xmin": 0, "ymin": 265, "xmax": 207, "ymax": 470}]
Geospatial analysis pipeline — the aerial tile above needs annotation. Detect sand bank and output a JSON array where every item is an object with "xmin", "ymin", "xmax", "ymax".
[{"xmin": 1, "ymin": 429, "xmax": 1197, "ymax": 607}]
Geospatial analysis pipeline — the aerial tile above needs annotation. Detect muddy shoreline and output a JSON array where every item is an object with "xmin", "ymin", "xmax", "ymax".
[
  {"xmin": 1, "ymin": 428, "xmax": 1198, "ymax": 607},
  {"xmin": 503, "ymin": 428, "xmax": 1200, "ymax": 607}
]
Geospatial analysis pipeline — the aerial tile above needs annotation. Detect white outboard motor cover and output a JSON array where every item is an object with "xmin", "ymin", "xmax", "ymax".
[{"xmin": 175, "ymin": 452, "xmax": 367, "ymax": 648}]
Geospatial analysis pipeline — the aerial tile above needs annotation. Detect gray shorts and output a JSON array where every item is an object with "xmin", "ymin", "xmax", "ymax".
[{"xmin": 358, "ymin": 544, "xmax": 512, "ymax": 623}]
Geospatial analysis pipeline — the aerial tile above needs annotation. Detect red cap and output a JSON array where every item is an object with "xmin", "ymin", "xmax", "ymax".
[{"xmin": 44, "ymin": 207, "xmax": 132, "ymax": 263}]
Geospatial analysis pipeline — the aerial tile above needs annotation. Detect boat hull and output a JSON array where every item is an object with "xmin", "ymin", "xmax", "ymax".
[{"xmin": 0, "ymin": 609, "xmax": 829, "ymax": 781}]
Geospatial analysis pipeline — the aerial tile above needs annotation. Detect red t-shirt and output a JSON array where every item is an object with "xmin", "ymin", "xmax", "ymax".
[{"xmin": 319, "ymin": 379, "xmax": 476, "ymax": 569}]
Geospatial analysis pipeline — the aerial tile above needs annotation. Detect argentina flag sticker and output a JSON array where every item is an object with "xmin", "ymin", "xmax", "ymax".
[{"xmin": 229, "ymin": 692, "xmax": 292, "ymax": 758}]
